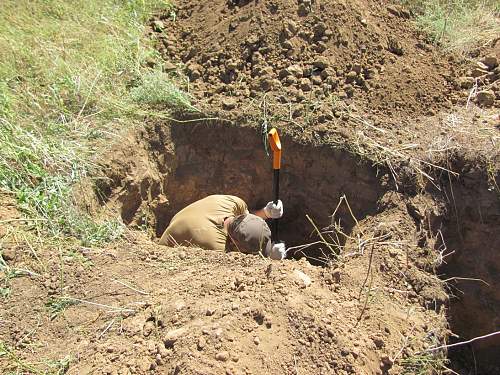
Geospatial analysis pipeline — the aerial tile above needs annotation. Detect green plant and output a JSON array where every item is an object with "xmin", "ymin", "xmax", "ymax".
[
  {"xmin": 401, "ymin": 351, "xmax": 449, "ymax": 374},
  {"xmin": 401, "ymin": 0, "xmax": 500, "ymax": 53},
  {"xmin": 46, "ymin": 297, "xmax": 80, "ymax": 321},
  {"xmin": 0, "ymin": 0, "xmax": 182, "ymax": 246},
  {"xmin": 131, "ymin": 70, "xmax": 198, "ymax": 111}
]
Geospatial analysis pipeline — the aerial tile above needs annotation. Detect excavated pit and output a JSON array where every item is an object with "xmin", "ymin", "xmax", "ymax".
[
  {"xmin": 143, "ymin": 121, "xmax": 387, "ymax": 263},
  {"xmin": 100, "ymin": 120, "xmax": 499, "ymax": 373}
]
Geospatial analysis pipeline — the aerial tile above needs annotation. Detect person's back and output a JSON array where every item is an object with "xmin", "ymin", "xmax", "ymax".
[{"xmin": 159, "ymin": 195, "xmax": 248, "ymax": 250}]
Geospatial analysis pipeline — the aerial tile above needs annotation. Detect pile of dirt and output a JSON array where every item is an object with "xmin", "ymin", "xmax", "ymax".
[
  {"xmin": 1, "ymin": 199, "xmax": 448, "ymax": 375},
  {"xmin": 151, "ymin": 0, "xmax": 497, "ymax": 124}
]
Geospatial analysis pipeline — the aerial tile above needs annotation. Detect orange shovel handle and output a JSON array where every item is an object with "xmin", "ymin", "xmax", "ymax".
[{"xmin": 268, "ymin": 128, "xmax": 282, "ymax": 170}]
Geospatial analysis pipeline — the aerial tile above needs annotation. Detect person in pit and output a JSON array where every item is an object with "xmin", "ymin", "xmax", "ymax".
[{"xmin": 159, "ymin": 195, "xmax": 286, "ymax": 260}]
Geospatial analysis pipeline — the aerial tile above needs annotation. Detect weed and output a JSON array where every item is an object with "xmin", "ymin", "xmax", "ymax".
[
  {"xmin": 401, "ymin": 351, "xmax": 449, "ymax": 374},
  {"xmin": 0, "ymin": 251, "xmax": 30, "ymax": 298},
  {"xmin": 131, "ymin": 70, "xmax": 198, "ymax": 111},
  {"xmin": 0, "ymin": 341, "xmax": 71, "ymax": 374},
  {"xmin": 45, "ymin": 297, "xmax": 80, "ymax": 321}
]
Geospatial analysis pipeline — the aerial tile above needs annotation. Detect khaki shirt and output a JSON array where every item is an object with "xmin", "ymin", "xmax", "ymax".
[{"xmin": 159, "ymin": 195, "xmax": 248, "ymax": 250}]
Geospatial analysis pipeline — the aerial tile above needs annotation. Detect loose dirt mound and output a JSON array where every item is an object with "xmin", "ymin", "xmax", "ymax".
[
  {"xmin": 1, "ymin": 202, "xmax": 448, "ymax": 375},
  {"xmin": 154, "ymin": 0, "xmax": 469, "ymax": 120}
]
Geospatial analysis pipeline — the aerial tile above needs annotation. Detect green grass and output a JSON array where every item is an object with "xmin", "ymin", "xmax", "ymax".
[
  {"xmin": 0, "ymin": 341, "xmax": 71, "ymax": 375},
  {"xmin": 46, "ymin": 297, "xmax": 80, "ymax": 321},
  {"xmin": 401, "ymin": 0, "xmax": 500, "ymax": 54},
  {"xmin": 401, "ymin": 351, "xmax": 449, "ymax": 374},
  {"xmin": 0, "ymin": 0, "xmax": 191, "ymax": 247}
]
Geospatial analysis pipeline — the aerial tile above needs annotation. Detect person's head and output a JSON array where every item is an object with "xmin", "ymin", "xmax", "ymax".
[{"xmin": 226, "ymin": 214, "xmax": 272, "ymax": 255}]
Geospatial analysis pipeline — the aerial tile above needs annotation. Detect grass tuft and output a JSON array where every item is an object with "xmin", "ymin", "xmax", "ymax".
[
  {"xmin": 131, "ymin": 70, "xmax": 197, "ymax": 111},
  {"xmin": 401, "ymin": 0, "xmax": 500, "ymax": 54}
]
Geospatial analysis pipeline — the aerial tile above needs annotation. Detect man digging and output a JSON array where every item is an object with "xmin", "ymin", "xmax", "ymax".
[{"xmin": 159, "ymin": 195, "xmax": 286, "ymax": 260}]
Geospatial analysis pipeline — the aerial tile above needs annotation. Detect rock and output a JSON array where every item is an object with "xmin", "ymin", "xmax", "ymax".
[
  {"xmin": 152, "ymin": 20, "xmax": 164, "ymax": 32},
  {"xmin": 313, "ymin": 56, "xmax": 330, "ymax": 70},
  {"xmin": 387, "ymin": 37, "xmax": 404, "ymax": 56},
  {"xmin": 311, "ymin": 75, "xmax": 322, "ymax": 85},
  {"xmin": 187, "ymin": 64, "xmax": 202, "ymax": 81},
  {"xmin": 313, "ymin": 22, "xmax": 327, "ymax": 39},
  {"xmin": 253, "ymin": 336, "xmax": 260, "ymax": 345},
  {"xmin": 1, "ymin": 248, "xmax": 15, "ymax": 261},
  {"xmin": 222, "ymin": 98, "xmax": 237, "ymax": 110},
  {"xmin": 300, "ymin": 78, "xmax": 312, "ymax": 91},
  {"xmin": 293, "ymin": 269, "xmax": 312, "ymax": 288},
  {"xmin": 164, "ymin": 61, "xmax": 177, "ymax": 72},
  {"xmin": 206, "ymin": 308, "xmax": 216, "ymax": 316},
  {"xmin": 476, "ymin": 90, "xmax": 495, "ymax": 107},
  {"xmin": 331, "ymin": 268, "xmax": 341, "ymax": 283},
  {"xmin": 372, "ymin": 336, "xmax": 385, "ymax": 349},
  {"xmin": 215, "ymin": 351, "xmax": 230, "ymax": 362},
  {"xmin": 197, "ymin": 337, "xmax": 206, "ymax": 351},
  {"xmin": 164, "ymin": 328, "xmax": 186, "ymax": 348},
  {"xmin": 481, "ymin": 55, "xmax": 498, "ymax": 70},
  {"xmin": 285, "ymin": 75, "xmax": 297, "ymax": 85},
  {"xmin": 143, "ymin": 321, "xmax": 155, "ymax": 337},
  {"xmin": 298, "ymin": 3, "xmax": 310, "ymax": 16},
  {"xmin": 346, "ymin": 71, "xmax": 357, "ymax": 83},
  {"xmin": 459, "ymin": 77, "xmax": 475, "ymax": 89},
  {"xmin": 477, "ymin": 61, "xmax": 489, "ymax": 71},
  {"xmin": 287, "ymin": 65, "xmax": 303, "ymax": 78}
]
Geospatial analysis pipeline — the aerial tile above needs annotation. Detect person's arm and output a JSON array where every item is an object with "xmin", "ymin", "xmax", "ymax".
[
  {"xmin": 252, "ymin": 207, "xmax": 268, "ymax": 219},
  {"xmin": 251, "ymin": 200, "xmax": 284, "ymax": 220}
]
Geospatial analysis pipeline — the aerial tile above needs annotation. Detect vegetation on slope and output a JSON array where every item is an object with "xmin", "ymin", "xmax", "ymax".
[
  {"xmin": 0, "ymin": 0, "xmax": 190, "ymax": 246},
  {"xmin": 401, "ymin": 0, "xmax": 500, "ymax": 54}
]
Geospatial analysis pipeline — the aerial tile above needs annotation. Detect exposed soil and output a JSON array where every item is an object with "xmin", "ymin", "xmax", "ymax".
[
  {"xmin": 1, "ymin": 0, "xmax": 500, "ymax": 374},
  {"xmin": 151, "ymin": 0, "xmax": 499, "ymax": 126}
]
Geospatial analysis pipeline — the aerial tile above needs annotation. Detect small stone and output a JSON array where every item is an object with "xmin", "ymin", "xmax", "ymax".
[
  {"xmin": 311, "ymin": 75, "xmax": 322, "ymax": 85},
  {"xmin": 476, "ymin": 90, "xmax": 495, "ymax": 107},
  {"xmin": 293, "ymin": 269, "xmax": 312, "ymax": 288},
  {"xmin": 164, "ymin": 328, "xmax": 186, "ymax": 348},
  {"xmin": 459, "ymin": 77, "xmax": 475, "ymax": 89},
  {"xmin": 300, "ymin": 78, "xmax": 312, "ymax": 91},
  {"xmin": 143, "ymin": 321, "xmax": 155, "ymax": 337},
  {"xmin": 222, "ymin": 98, "xmax": 237, "ymax": 110},
  {"xmin": 1, "ymin": 248, "xmax": 15, "ymax": 261},
  {"xmin": 313, "ymin": 56, "xmax": 330, "ymax": 70},
  {"xmin": 346, "ymin": 71, "xmax": 357, "ymax": 83},
  {"xmin": 287, "ymin": 65, "xmax": 303, "ymax": 78},
  {"xmin": 331, "ymin": 268, "xmax": 341, "ymax": 283},
  {"xmin": 298, "ymin": 3, "xmax": 310, "ymax": 16},
  {"xmin": 253, "ymin": 337, "xmax": 260, "ymax": 345},
  {"xmin": 197, "ymin": 337, "xmax": 206, "ymax": 351},
  {"xmin": 164, "ymin": 62, "xmax": 177, "ymax": 72},
  {"xmin": 215, "ymin": 351, "xmax": 230, "ymax": 362},
  {"xmin": 152, "ymin": 20, "xmax": 164, "ymax": 32},
  {"xmin": 206, "ymin": 308, "xmax": 216, "ymax": 316},
  {"xmin": 231, "ymin": 352, "xmax": 240, "ymax": 362},
  {"xmin": 372, "ymin": 336, "xmax": 385, "ymax": 349}
]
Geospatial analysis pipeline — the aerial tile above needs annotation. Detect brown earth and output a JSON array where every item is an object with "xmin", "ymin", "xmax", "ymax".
[
  {"xmin": 151, "ymin": 0, "xmax": 499, "ymax": 127},
  {"xmin": 1, "ymin": 0, "xmax": 500, "ymax": 374}
]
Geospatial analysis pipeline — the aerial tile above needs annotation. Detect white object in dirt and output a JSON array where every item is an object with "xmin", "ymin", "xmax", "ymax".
[
  {"xmin": 269, "ymin": 242, "xmax": 286, "ymax": 260},
  {"xmin": 293, "ymin": 269, "xmax": 312, "ymax": 288}
]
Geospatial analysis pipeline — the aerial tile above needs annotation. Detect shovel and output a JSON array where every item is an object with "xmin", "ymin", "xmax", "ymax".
[{"xmin": 267, "ymin": 128, "xmax": 282, "ymax": 242}]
